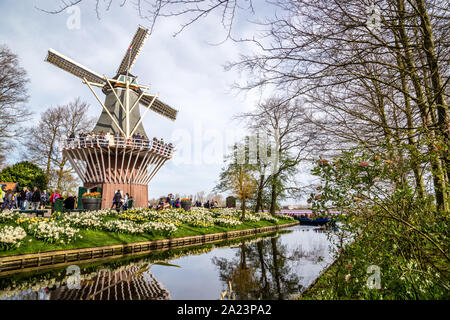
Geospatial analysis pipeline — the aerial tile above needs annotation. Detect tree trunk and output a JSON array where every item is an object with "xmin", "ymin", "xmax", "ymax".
[
  {"xmin": 241, "ymin": 196, "xmax": 246, "ymax": 221},
  {"xmin": 394, "ymin": 35, "xmax": 426, "ymax": 198},
  {"xmin": 396, "ymin": 0, "xmax": 448, "ymax": 211},
  {"xmin": 415, "ymin": 0, "xmax": 449, "ymax": 185},
  {"xmin": 269, "ymin": 175, "xmax": 278, "ymax": 215},
  {"xmin": 46, "ymin": 132, "xmax": 57, "ymax": 183},
  {"xmin": 254, "ymin": 173, "xmax": 265, "ymax": 212},
  {"xmin": 56, "ymin": 157, "xmax": 67, "ymax": 191}
]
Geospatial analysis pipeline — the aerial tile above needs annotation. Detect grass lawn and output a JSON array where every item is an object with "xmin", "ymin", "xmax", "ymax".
[{"xmin": 0, "ymin": 218, "xmax": 295, "ymax": 257}]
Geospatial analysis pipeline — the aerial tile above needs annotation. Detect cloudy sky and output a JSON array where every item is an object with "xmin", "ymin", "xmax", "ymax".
[{"xmin": 0, "ymin": 0, "xmax": 313, "ymax": 203}]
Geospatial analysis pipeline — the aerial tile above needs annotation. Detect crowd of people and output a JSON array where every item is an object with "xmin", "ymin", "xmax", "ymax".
[
  {"xmin": 0, "ymin": 186, "xmax": 77, "ymax": 212},
  {"xmin": 66, "ymin": 131, "xmax": 174, "ymax": 155},
  {"xmin": 196, "ymin": 199, "xmax": 219, "ymax": 209},
  {"xmin": 111, "ymin": 190, "xmax": 134, "ymax": 211},
  {"xmin": 0, "ymin": 186, "xmax": 48, "ymax": 211},
  {"xmin": 151, "ymin": 194, "xmax": 220, "ymax": 210}
]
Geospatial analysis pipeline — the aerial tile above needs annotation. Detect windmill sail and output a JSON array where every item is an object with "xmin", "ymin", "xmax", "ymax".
[
  {"xmin": 116, "ymin": 26, "xmax": 150, "ymax": 75},
  {"xmin": 45, "ymin": 49, "xmax": 105, "ymax": 84},
  {"xmin": 141, "ymin": 94, "xmax": 178, "ymax": 121}
]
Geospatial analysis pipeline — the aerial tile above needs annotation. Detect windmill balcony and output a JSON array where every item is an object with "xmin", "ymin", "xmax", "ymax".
[{"xmin": 60, "ymin": 135, "xmax": 174, "ymax": 158}]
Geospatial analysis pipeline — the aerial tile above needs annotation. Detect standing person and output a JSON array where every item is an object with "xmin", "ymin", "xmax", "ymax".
[
  {"xmin": 2, "ymin": 190, "xmax": 12, "ymax": 210},
  {"xmin": 166, "ymin": 194, "xmax": 172, "ymax": 208},
  {"xmin": 11, "ymin": 190, "xmax": 18, "ymax": 209},
  {"xmin": 0, "ymin": 185, "xmax": 4, "ymax": 209},
  {"xmin": 10, "ymin": 192, "xmax": 17, "ymax": 209},
  {"xmin": 49, "ymin": 190, "xmax": 61, "ymax": 213},
  {"xmin": 40, "ymin": 190, "xmax": 49, "ymax": 209},
  {"xmin": 122, "ymin": 193, "xmax": 129, "ymax": 211},
  {"xmin": 156, "ymin": 198, "xmax": 164, "ymax": 210},
  {"xmin": 128, "ymin": 195, "xmax": 134, "ymax": 209},
  {"xmin": 31, "ymin": 187, "xmax": 41, "ymax": 211},
  {"xmin": 175, "ymin": 198, "xmax": 180, "ymax": 208},
  {"xmin": 105, "ymin": 131, "xmax": 111, "ymax": 147},
  {"xmin": 64, "ymin": 194, "xmax": 75, "ymax": 210},
  {"xmin": 16, "ymin": 189, "xmax": 22, "ymax": 211},
  {"xmin": 112, "ymin": 190, "xmax": 122, "ymax": 210},
  {"xmin": 20, "ymin": 187, "xmax": 27, "ymax": 210},
  {"xmin": 24, "ymin": 187, "xmax": 32, "ymax": 210}
]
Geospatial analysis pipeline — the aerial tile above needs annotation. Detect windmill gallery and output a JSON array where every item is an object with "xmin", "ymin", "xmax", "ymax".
[{"xmin": 45, "ymin": 26, "xmax": 178, "ymax": 209}]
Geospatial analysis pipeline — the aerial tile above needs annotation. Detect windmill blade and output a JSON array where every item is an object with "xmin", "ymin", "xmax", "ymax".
[
  {"xmin": 45, "ymin": 49, "xmax": 106, "ymax": 84},
  {"xmin": 116, "ymin": 26, "xmax": 150, "ymax": 75},
  {"xmin": 141, "ymin": 94, "xmax": 178, "ymax": 121}
]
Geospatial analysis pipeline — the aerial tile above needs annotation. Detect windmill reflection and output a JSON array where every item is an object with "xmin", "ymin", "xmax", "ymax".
[{"xmin": 50, "ymin": 266, "xmax": 170, "ymax": 300}]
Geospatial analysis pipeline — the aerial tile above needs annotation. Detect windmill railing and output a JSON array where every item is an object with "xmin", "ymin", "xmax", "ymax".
[{"xmin": 59, "ymin": 136, "xmax": 174, "ymax": 158}]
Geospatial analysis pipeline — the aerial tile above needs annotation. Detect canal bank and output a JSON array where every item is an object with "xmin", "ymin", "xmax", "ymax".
[{"xmin": 0, "ymin": 221, "xmax": 298, "ymax": 276}]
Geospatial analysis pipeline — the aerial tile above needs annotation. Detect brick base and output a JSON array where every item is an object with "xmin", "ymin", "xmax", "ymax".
[{"xmin": 85, "ymin": 183, "xmax": 148, "ymax": 209}]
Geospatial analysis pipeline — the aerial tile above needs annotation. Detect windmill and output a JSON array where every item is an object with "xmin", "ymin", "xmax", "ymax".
[{"xmin": 46, "ymin": 26, "xmax": 177, "ymax": 208}]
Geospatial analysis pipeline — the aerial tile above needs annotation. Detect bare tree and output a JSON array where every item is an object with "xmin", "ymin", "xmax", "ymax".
[
  {"xmin": 195, "ymin": 190, "xmax": 206, "ymax": 203},
  {"xmin": 0, "ymin": 45, "xmax": 31, "ymax": 161},
  {"xmin": 26, "ymin": 98, "xmax": 95, "ymax": 192},
  {"xmin": 236, "ymin": 97, "xmax": 315, "ymax": 214}
]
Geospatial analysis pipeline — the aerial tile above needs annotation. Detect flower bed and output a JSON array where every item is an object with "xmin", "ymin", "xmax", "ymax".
[
  {"xmin": 27, "ymin": 221, "xmax": 80, "ymax": 244},
  {"xmin": 214, "ymin": 217, "xmax": 243, "ymax": 227},
  {"xmin": 0, "ymin": 226, "xmax": 27, "ymax": 250},
  {"xmin": 0, "ymin": 207, "xmax": 295, "ymax": 253}
]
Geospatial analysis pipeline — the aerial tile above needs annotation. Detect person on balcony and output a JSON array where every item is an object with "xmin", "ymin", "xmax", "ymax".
[
  {"xmin": 85, "ymin": 132, "xmax": 93, "ymax": 147},
  {"xmin": 105, "ymin": 132, "xmax": 111, "ymax": 146},
  {"xmin": 68, "ymin": 132, "xmax": 76, "ymax": 147}
]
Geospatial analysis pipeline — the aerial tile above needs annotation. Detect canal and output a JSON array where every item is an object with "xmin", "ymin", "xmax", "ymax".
[{"xmin": 0, "ymin": 225, "xmax": 337, "ymax": 300}]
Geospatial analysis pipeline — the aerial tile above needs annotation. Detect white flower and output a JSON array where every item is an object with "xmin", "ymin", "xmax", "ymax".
[{"xmin": 0, "ymin": 226, "xmax": 27, "ymax": 250}]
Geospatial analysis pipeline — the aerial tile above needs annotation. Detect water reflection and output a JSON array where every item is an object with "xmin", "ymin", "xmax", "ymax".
[
  {"xmin": 0, "ymin": 225, "xmax": 336, "ymax": 300},
  {"xmin": 50, "ymin": 267, "xmax": 170, "ymax": 300}
]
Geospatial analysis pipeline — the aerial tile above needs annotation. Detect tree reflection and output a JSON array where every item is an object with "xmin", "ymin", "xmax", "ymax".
[{"xmin": 212, "ymin": 236, "xmax": 303, "ymax": 300}]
